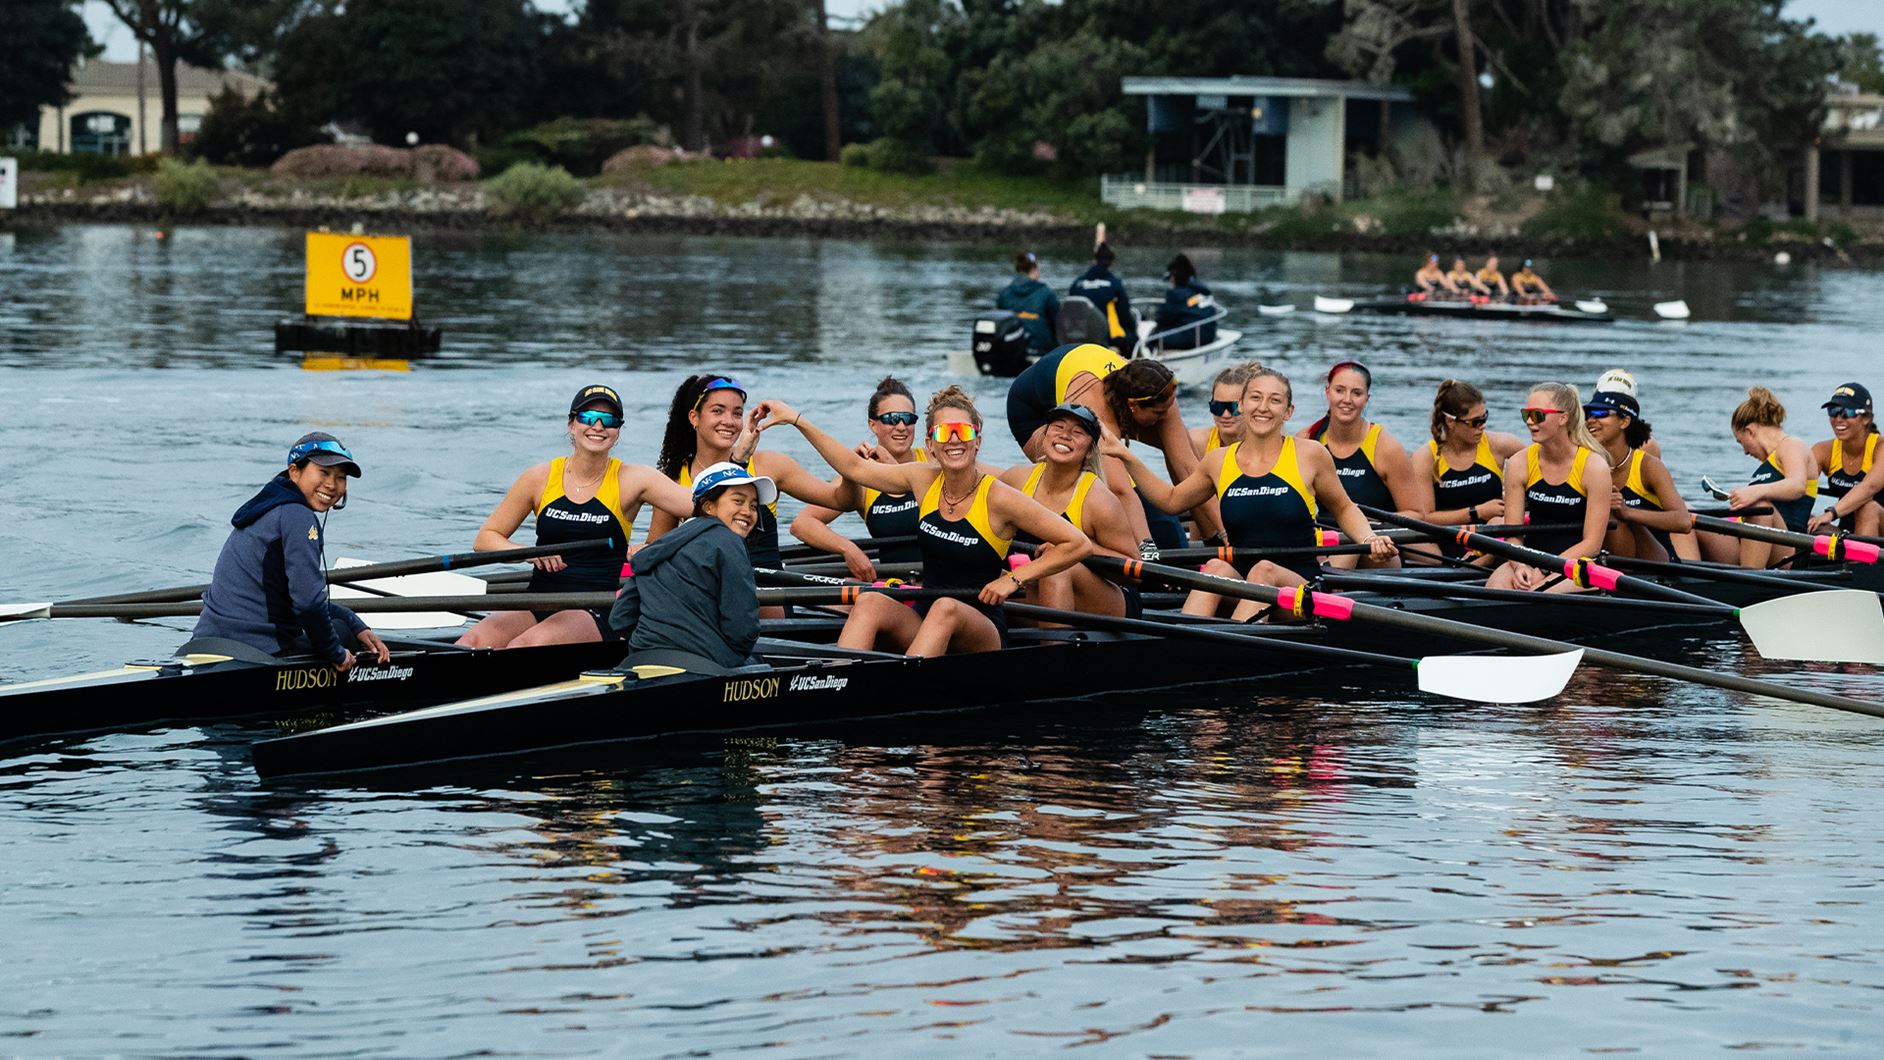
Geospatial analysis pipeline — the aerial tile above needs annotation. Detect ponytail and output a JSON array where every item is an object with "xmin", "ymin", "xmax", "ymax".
[
  {"xmin": 1731, "ymin": 386, "xmax": 1787, "ymax": 432},
  {"xmin": 867, "ymin": 375, "xmax": 914, "ymax": 419},
  {"xmin": 1531, "ymin": 381, "xmax": 1601, "ymax": 454},
  {"xmin": 657, "ymin": 374, "xmax": 714, "ymax": 479},
  {"xmin": 1431, "ymin": 378, "xmax": 1485, "ymax": 443}
]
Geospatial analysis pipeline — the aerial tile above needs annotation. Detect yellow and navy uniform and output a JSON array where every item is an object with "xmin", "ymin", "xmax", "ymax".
[
  {"xmin": 1447, "ymin": 268, "xmax": 1475, "ymax": 290},
  {"xmin": 1319, "ymin": 423, "xmax": 1393, "ymax": 511},
  {"xmin": 1748, "ymin": 447, "xmax": 1818, "ymax": 533},
  {"xmin": 1203, "ymin": 425, "xmax": 1225, "ymax": 453},
  {"xmin": 918, "ymin": 474, "xmax": 1013, "ymax": 642},
  {"xmin": 1005, "ymin": 342, "xmax": 1123, "ymax": 448},
  {"xmin": 532, "ymin": 457, "xmax": 629, "ymax": 594},
  {"xmin": 1522, "ymin": 444, "xmax": 1593, "ymax": 555},
  {"xmin": 1012, "ymin": 464, "xmax": 1099, "ymax": 549},
  {"xmin": 1216, "ymin": 439, "xmax": 1321, "ymax": 579},
  {"xmin": 680, "ymin": 459, "xmax": 782, "ymax": 568},
  {"xmin": 1617, "ymin": 448, "xmax": 1678, "ymax": 558},
  {"xmin": 1429, "ymin": 436, "xmax": 1504, "ymax": 556},
  {"xmin": 1825, "ymin": 433, "xmax": 1878, "ymax": 529},
  {"xmin": 1512, "ymin": 269, "xmax": 1543, "ymax": 295},
  {"xmin": 1476, "ymin": 266, "xmax": 1504, "ymax": 289},
  {"xmin": 860, "ymin": 449, "xmax": 927, "ymax": 563}
]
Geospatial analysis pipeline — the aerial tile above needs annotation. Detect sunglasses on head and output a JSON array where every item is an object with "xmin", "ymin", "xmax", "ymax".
[
  {"xmin": 873, "ymin": 411, "xmax": 919, "ymax": 426},
  {"xmin": 1129, "ymin": 382, "xmax": 1177, "ymax": 406},
  {"xmin": 1444, "ymin": 411, "xmax": 1490, "ymax": 429},
  {"xmin": 1208, "ymin": 399, "xmax": 1240, "ymax": 418},
  {"xmin": 288, "ymin": 439, "xmax": 354, "ymax": 463},
  {"xmin": 692, "ymin": 377, "xmax": 746, "ymax": 411},
  {"xmin": 1520, "ymin": 406, "xmax": 1562, "ymax": 425},
  {"xmin": 574, "ymin": 409, "xmax": 623, "ymax": 429},
  {"xmin": 929, "ymin": 422, "xmax": 979, "ymax": 444}
]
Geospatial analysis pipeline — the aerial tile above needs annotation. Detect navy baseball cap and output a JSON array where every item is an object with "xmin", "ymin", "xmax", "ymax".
[
  {"xmin": 287, "ymin": 432, "xmax": 362, "ymax": 477},
  {"xmin": 1822, "ymin": 382, "xmax": 1873, "ymax": 414},
  {"xmin": 1583, "ymin": 390, "xmax": 1640, "ymax": 419},
  {"xmin": 1044, "ymin": 402, "xmax": 1100, "ymax": 437}
]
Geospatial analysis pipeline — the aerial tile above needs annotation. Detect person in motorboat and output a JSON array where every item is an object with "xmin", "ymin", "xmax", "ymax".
[
  {"xmin": 1296, "ymin": 360, "xmax": 1419, "ymax": 568},
  {"xmin": 1408, "ymin": 379, "xmax": 1526, "ymax": 561},
  {"xmin": 1001, "ymin": 402, "xmax": 1139, "ymax": 618},
  {"xmin": 1191, "ymin": 360, "xmax": 1264, "ymax": 456},
  {"xmin": 608, "ymin": 462, "xmax": 769, "ymax": 674},
  {"xmin": 458, "ymin": 385, "xmax": 696, "ymax": 649},
  {"xmin": 1510, "ymin": 260, "xmax": 1556, "ymax": 304},
  {"xmin": 997, "ymin": 250, "xmax": 1061, "ymax": 358},
  {"xmin": 1583, "ymin": 388, "xmax": 1689, "ymax": 562},
  {"xmin": 1691, "ymin": 387, "xmax": 1819, "ymax": 567},
  {"xmin": 754, "ymin": 386, "xmax": 1092, "ymax": 656},
  {"xmin": 189, "ymin": 432, "xmax": 391, "ymax": 670},
  {"xmin": 1069, "ymin": 241, "xmax": 1135, "ymax": 357},
  {"xmin": 1105, "ymin": 367, "xmax": 1397, "ymax": 620},
  {"xmin": 1414, "ymin": 254, "xmax": 1456, "ymax": 298},
  {"xmin": 1485, "ymin": 382, "xmax": 1612, "ymax": 591},
  {"xmin": 1808, "ymin": 381, "xmax": 1883, "ymax": 535},
  {"xmin": 1153, "ymin": 253, "xmax": 1218, "ymax": 349},
  {"xmin": 789, "ymin": 376, "xmax": 928, "ymax": 580},
  {"xmin": 1476, "ymin": 255, "xmax": 1511, "ymax": 300}
]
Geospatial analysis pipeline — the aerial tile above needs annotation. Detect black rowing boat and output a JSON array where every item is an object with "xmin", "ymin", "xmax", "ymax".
[{"xmin": 1316, "ymin": 294, "xmax": 1614, "ymax": 324}]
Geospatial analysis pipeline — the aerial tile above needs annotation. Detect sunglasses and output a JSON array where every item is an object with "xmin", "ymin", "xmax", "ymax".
[
  {"xmin": 1444, "ymin": 412, "xmax": 1490, "ymax": 429},
  {"xmin": 1583, "ymin": 407, "xmax": 1617, "ymax": 420},
  {"xmin": 873, "ymin": 411, "xmax": 919, "ymax": 426},
  {"xmin": 1129, "ymin": 382, "xmax": 1177, "ymax": 406},
  {"xmin": 692, "ymin": 377, "xmax": 746, "ymax": 411},
  {"xmin": 574, "ymin": 409, "xmax": 623, "ymax": 429},
  {"xmin": 929, "ymin": 422, "xmax": 979, "ymax": 444},
  {"xmin": 288, "ymin": 438, "xmax": 355, "ymax": 463},
  {"xmin": 1829, "ymin": 408, "xmax": 1868, "ymax": 420},
  {"xmin": 1208, "ymin": 399, "xmax": 1240, "ymax": 418},
  {"xmin": 1520, "ymin": 407, "xmax": 1562, "ymax": 425}
]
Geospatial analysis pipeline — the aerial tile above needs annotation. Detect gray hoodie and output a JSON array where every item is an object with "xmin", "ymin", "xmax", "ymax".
[{"xmin": 609, "ymin": 517, "xmax": 761, "ymax": 669}]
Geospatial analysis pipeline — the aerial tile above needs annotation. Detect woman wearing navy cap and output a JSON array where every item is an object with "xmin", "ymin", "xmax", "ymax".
[
  {"xmin": 1809, "ymin": 382, "xmax": 1883, "ymax": 535},
  {"xmin": 458, "ymin": 384, "xmax": 695, "ymax": 649},
  {"xmin": 1583, "ymin": 388, "xmax": 1689, "ymax": 561}
]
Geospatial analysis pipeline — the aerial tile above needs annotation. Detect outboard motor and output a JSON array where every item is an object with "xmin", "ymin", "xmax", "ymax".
[
  {"xmin": 971, "ymin": 310, "xmax": 1031, "ymax": 377},
  {"xmin": 1055, "ymin": 296, "xmax": 1110, "ymax": 347}
]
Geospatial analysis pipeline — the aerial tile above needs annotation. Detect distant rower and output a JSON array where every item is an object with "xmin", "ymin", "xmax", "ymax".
[
  {"xmin": 1511, "ymin": 260, "xmax": 1555, "ymax": 304},
  {"xmin": 1414, "ymin": 254, "xmax": 1456, "ymax": 297},
  {"xmin": 1476, "ymin": 255, "xmax": 1510, "ymax": 299}
]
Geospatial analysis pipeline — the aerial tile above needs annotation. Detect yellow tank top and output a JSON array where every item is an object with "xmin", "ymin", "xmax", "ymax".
[
  {"xmin": 1525, "ymin": 445, "xmax": 1592, "ymax": 494},
  {"xmin": 1622, "ymin": 449, "xmax": 1662, "ymax": 508},
  {"xmin": 861, "ymin": 447, "xmax": 927, "ymax": 514},
  {"xmin": 1830, "ymin": 434, "xmax": 1878, "ymax": 478},
  {"xmin": 1203, "ymin": 425, "xmax": 1224, "ymax": 452},
  {"xmin": 1053, "ymin": 343, "xmax": 1123, "ymax": 403},
  {"xmin": 538, "ymin": 457, "xmax": 628, "ymax": 530},
  {"xmin": 1021, "ymin": 463, "xmax": 1100, "ymax": 529},
  {"xmin": 1428, "ymin": 436, "xmax": 1501, "ymax": 481}
]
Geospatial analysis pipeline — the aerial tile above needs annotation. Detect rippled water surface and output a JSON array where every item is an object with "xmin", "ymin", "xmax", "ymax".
[{"xmin": 3, "ymin": 225, "xmax": 1884, "ymax": 1054}]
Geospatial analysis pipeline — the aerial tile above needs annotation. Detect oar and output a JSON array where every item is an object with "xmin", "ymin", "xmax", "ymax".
[
  {"xmin": 779, "ymin": 534, "xmax": 918, "ymax": 562},
  {"xmin": 1598, "ymin": 553, "xmax": 1875, "ymax": 595},
  {"xmin": 1317, "ymin": 572, "xmax": 1739, "ymax": 616},
  {"xmin": 1313, "ymin": 295, "xmax": 1354, "ymax": 314},
  {"xmin": 1358, "ymin": 505, "xmax": 1884, "ymax": 664},
  {"xmin": 1688, "ymin": 513, "xmax": 1881, "ymax": 563},
  {"xmin": 1086, "ymin": 554, "xmax": 1884, "ymax": 720}
]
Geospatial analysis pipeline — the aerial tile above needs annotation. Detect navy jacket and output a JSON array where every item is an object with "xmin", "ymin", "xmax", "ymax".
[
  {"xmin": 1069, "ymin": 265, "xmax": 1132, "ymax": 340},
  {"xmin": 609, "ymin": 517, "xmax": 760, "ymax": 669},
  {"xmin": 1155, "ymin": 279, "xmax": 1218, "ymax": 349},
  {"xmin": 997, "ymin": 276, "xmax": 1061, "ymax": 354},
  {"xmin": 193, "ymin": 474, "xmax": 365, "ymax": 662}
]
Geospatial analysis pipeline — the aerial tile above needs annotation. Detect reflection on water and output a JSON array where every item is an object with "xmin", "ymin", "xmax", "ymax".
[{"xmin": 3, "ymin": 226, "xmax": 1884, "ymax": 1053}]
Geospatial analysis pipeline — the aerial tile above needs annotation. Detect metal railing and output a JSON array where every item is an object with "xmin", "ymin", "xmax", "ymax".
[
  {"xmin": 1100, "ymin": 175, "xmax": 1296, "ymax": 213},
  {"xmin": 1135, "ymin": 304, "xmax": 1229, "ymax": 355}
]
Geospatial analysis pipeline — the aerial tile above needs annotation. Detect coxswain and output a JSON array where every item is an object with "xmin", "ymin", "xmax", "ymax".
[
  {"xmin": 1511, "ymin": 260, "xmax": 1555, "ymax": 304},
  {"xmin": 1297, "ymin": 360, "xmax": 1418, "ymax": 568},
  {"xmin": 1476, "ymin": 255, "xmax": 1511, "ymax": 300},
  {"xmin": 755, "ymin": 387, "xmax": 1093, "ymax": 656},
  {"xmin": 1153, "ymin": 253, "xmax": 1218, "ymax": 349},
  {"xmin": 789, "ymin": 376, "xmax": 928, "ymax": 580},
  {"xmin": 1808, "ymin": 382, "xmax": 1883, "ymax": 535},
  {"xmin": 1414, "ymin": 254, "xmax": 1456, "ymax": 298},
  {"xmin": 458, "ymin": 385, "xmax": 695, "ymax": 649},
  {"xmin": 1408, "ymin": 379, "xmax": 1525, "ymax": 561},
  {"xmin": 1190, "ymin": 360, "xmax": 1263, "ymax": 457},
  {"xmin": 1485, "ymin": 382, "xmax": 1613, "ymax": 591},
  {"xmin": 188, "ymin": 433, "xmax": 391, "ymax": 669},
  {"xmin": 997, "ymin": 250, "xmax": 1062, "ymax": 357},
  {"xmin": 608, "ymin": 462, "xmax": 769, "ymax": 674},
  {"xmin": 1000, "ymin": 402, "xmax": 1138, "ymax": 618},
  {"xmin": 1693, "ymin": 387, "xmax": 1819, "ymax": 567},
  {"xmin": 1584, "ymin": 388, "xmax": 1689, "ymax": 562},
  {"xmin": 1069, "ymin": 241, "xmax": 1135, "ymax": 358},
  {"xmin": 1106, "ymin": 368, "xmax": 1397, "ymax": 620},
  {"xmin": 1446, "ymin": 257, "xmax": 1490, "ymax": 300}
]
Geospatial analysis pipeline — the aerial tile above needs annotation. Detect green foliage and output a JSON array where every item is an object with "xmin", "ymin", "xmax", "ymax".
[
  {"xmin": 1834, "ymin": 33, "xmax": 1884, "ymax": 93},
  {"xmin": 14, "ymin": 151, "xmax": 158, "ymax": 181},
  {"xmin": 1520, "ymin": 185, "xmax": 1634, "ymax": 242},
  {"xmin": 502, "ymin": 116, "xmax": 660, "ymax": 176},
  {"xmin": 483, "ymin": 161, "xmax": 582, "ymax": 221},
  {"xmin": 1370, "ymin": 190, "xmax": 1464, "ymax": 236},
  {"xmin": 1738, "ymin": 217, "xmax": 1861, "ymax": 246},
  {"xmin": 864, "ymin": 0, "xmax": 954, "ymax": 165},
  {"xmin": 475, "ymin": 145, "xmax": 536, "ymax": 180},
  {"xmin": 189, "ymin": 87, "xmax": 327, "ymax": 167},
  {"xmin": 0, "ymin": 0, "xmax": 96, "ymax": 132},
  {"xmin": 152, "ymin": 157, "xmax": 220, "ymax": 213},
  {"xmin": 963, "ymin": 29, "xmax": 1146, "ymax": 177},
  {"xmin": 838, "ymin": 142, "xmax": 874, "ymax": 168}
]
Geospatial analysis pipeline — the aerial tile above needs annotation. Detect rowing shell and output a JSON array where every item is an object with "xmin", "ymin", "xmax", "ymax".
[{"xmin": 1316, "ymin": 296, "xmax": 1615, "ymax": 324}]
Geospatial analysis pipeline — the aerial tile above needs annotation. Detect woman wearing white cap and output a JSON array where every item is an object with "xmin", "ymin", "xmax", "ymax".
[{"xmin": 458, "ymin": 384, "xmax": 696, "ymax": 649}]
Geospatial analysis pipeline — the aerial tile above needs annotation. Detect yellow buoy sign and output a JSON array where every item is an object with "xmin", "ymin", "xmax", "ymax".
[{"xmin": 305, "ymin": 232, "xmax": 412, "ymax": 320}]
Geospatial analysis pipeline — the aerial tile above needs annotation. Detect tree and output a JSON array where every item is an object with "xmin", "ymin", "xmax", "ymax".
[
  {"xmin": 100, "ymin": 0, "xmax": 256, "ymax": 153},
  {"xmin": 0, "ymin": 0, "xmax": 95, "ymax": 136},
  {"xmin": 963, "ymin": 28, "xmax": 1147, "ymax": 176},
  {"xmin": 1833, "ymin": 33, "xmax": 1884, "ymax": 94}
]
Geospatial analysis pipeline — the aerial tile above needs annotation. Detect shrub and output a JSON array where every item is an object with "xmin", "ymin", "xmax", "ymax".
[
  {"xmin": 502, "ymin": 116, "xmax": 660, "ymax": 176},
  {"xmin": 153, "ymin": 157, "xmax": 219, "ymax": 213},
  {"xmin": 838, "ymin": 142, "xmax": 874, "ymax": 168},
  {"xmin": 14, "ymin": 151, "xmax": 157, "ymax": 181},
  {"xmin": 600, "ymin": 145, "xmax": 689, "ymax": 174},
  {"xmin": 484, "ymin": 162, "xmax": 581, "ymax": 221},
  {"xmin": 410, "ymin": 144, "xmax": 479, "ymax": 182},
  {"xmin": 475, "ymin": 144, "xmax": 534, "ymax": 179},
  {"xmin": 1521, "ymin": 184, "xmax": 1633, "ymax": 242},
  {"xmin": 850, "ymin": 136, "xmax": 929, "ymax": 174},
  {"xmin": 271, "ymin": 143, "xmax": 476, "ymax": 182},
  {"xmin": 189, "ymin": 87, "xmax": 327, "ymax": 167},
  {"xmin": 1372, "ymin": 191, "xmax": 1464, "ymax": 237}
]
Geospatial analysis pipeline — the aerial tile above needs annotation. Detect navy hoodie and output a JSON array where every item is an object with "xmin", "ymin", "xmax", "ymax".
[
  {"xmin": 1155, "ymin": 278, "xmax": 1218, "ymax": 349},
  {"xmin": 609, "ymin": 517, "xmax": 760, "ymax": 670},
  {"xmin": 997, "ymin": 276, "xmax": 1061, "ymax": 354},
  {"xmin": 193, "ymin": 473, "xmax": 365, "ymax": 662}
]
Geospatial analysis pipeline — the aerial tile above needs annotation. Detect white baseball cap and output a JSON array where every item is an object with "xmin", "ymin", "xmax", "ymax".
[
  {"xmin": 691, "ymin": 461, "xmax": 778, "ymax": 505},
  {"xmin": 1595, "ymin": 368, "xmax": 1637, "ymax": 399}
]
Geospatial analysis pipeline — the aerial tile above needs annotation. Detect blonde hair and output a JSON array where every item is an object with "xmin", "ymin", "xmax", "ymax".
[
  {"xmin": 1529, "ymin": 381, "xmax": 1601, "ymax": 453},
  {"xmin": 1732, "ymin": 386, "xmax": 1786, "ymax": 432},
  {"xmin": 925, "ymin": 384, "xmax": 982, "ymax": 431},
  {"xmin": 1242, "ymin": 367, "xmax": 1293, "ymax": 407},
  {"xmin": 1211, "ymin": 359, "xmax": 1264, "ymax": 391}
]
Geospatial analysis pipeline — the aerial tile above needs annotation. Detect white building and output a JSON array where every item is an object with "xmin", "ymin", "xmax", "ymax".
[{"xmin": 19, "ymin": 57, "xmax": 268, "ymax": 156}]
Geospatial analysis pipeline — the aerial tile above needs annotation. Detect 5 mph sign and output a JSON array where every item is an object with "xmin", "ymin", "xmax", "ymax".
[{"xmin": 305, "ymin": 232, "xmax": 412, "ymax": 319}]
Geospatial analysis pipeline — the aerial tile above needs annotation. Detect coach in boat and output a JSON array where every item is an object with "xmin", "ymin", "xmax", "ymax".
[
  {"xmin": 458, "ymin": 385, "xmax": 695, "ymax": 649},
  {"xmin": 1153, "ymin": 253, "xmax": 1218, "ymax": 349},
  {"xmin": 1104, "ymin": 368, "xmax": 1397, "ymax": 620},
  {"xmin": 997, "ymin": 250, "xmax": 1061, "ymax": 359},
  {"xmin": 1485, "ymin": 382, "xmax": 1612, "ymax": 591},
  {"xmin": 1069, "ymin": 241, "xmax": 1134, "ymax": 357},
  {"xmin": 189, "ymin": 432, "xmax": 391, "ymax": 670},
  {"xmin": 756, "ymin": 386, "xmax": 1092, "ymax": 656}
]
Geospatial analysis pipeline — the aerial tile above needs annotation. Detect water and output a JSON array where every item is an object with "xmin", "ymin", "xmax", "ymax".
[{"xmin": 3, "ymin": 224, "xmax": 1883, "ymax": 1054}]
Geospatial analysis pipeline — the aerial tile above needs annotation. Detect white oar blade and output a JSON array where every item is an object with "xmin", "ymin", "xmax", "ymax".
[
  {"xmin": 1653, "ymin": 299, "xmax": 1691, "ymax": 320},
  {"xmin": 1575, "ymin": 299, "xmax": 1609, "ymax": 315},
  {"xmin": 1313, "ymin": 295, "xmax": 1354, "ymax": 314},
  {"xmin": 1417, "ymin": 649, "xmax": 1582, "ymax": 703},
  {"xmin": 1741, "ymin": 590, "xmax": 1884, "ymax": 664},
  {"xmin": 331, "ymin": 561, "xmax": 483, "ymax": 629},
  {"xmin": 1257, "ymin": 303, "xmax": 1296, "ymax": 316},
  {"xmin": 0, "ymin": 602, "xmax": 53, "ymax": 622}
]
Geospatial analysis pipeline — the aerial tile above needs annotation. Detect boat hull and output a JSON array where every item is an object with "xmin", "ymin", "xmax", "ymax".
[{"xmin": 1333, "ymin": 298, "xmax": 1613, "ymax": 324}]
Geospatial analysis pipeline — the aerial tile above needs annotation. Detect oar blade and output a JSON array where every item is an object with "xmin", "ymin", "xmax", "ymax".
[
  {"xmin": 330, "ymin": 560, "xmax": 485, "ymax": 630},
  {"xmin": 1313, "ymin": 295, "xmax": 1354, "ymax": 314},
  {"xmin": 1741, "ymin": 590, "xmax": 1884, "ymax": 664},
  {"xmin": 1416, "ymin": 649, "xmax": 1583, "ymax": 703},
  {"xmin": 1653, "ymin": 299, "xmax": 1692, "ymax": 320},
  {"xmin": 0, "ymin": 603, "xmax": 54, "ymax": 623}
]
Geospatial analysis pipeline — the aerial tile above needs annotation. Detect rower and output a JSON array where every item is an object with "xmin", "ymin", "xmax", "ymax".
[
  {"xmin": 1413, "ymin": 254, "xmax": 1456, "ymax": 298},
  {"xmin": 1476, "ymin": 255, "xmax": 1510, "ymax": 300},
  {"xmin": 1446, "ymin": 257, "xmax": 1490, "ymax": 300},
  {"xmin": 1297, "ymin": 360, "xmax": 1417, "ymax": 568},
  {"xmin": 1510, "ymin": 259, "xmax": 1555, "ymax": 304},
  {"xmin": 789, "ymin": 376, "xmax": 927, "ymax": 580},
  {"xmin": 1000, "ymin": 402, "xmax": 1139, "ymax": 618},
  {"xmin": 1068, "ymin": 241, "xmax": 1134, "ymax": 357},
  {"xmin": 1105, "ymin": 367, "xmax": 1397, "ymax": 620},
  {"xmin": 649, "ymin": 374, "xmax": 848, "ymax": 574},
  {"xmin": 1584, "ymin": 388, "xmax": 1689, "ymax": 562},
  {"xmin": 1007, "ymin": 341, "xmax": 1123, "ymax": 458},
  {"xmin": 608, "ymin": 462, "xmax": 770, "ymax": 674},
  {"xmin": 1590, "ymin": 369, "xmax": 1662, "ymax": 459},
  {"xmin": 755, "ymin": 386, "xmax": 1093, "ymax": 656},
  {"xmin": 189, "ymin": 433, "xmax": 391, "ymax": 670},
  {"xmin": 1102, "ymin": 359, "xmax": 1223, "ymax": 552},
  {"xmin": 1408, "ymin": 379, "xmax": 1525, "ymax": 560},
  {"xmin": 1694, "ymin": 387, "xmax": 1819, "ymax": 567},
  {"xmin": 458, "ymin": 385, "xmax": 696, "ymax": 649},
  {"xmin": 1153, "ymin": 253, "xmax": 1218, "ymax": 349},
  {"xmin": 996, "ymin": 250, "xmax": 1061, "ymax": 358},
  {"xmin": 1486, "ymin": 382, "xmax": 1613, "ymax": 591},
  {"xmin": 1190, "ymin": 360, "xmax": 1264, "ymax": 457},
  {"xmin": 1809, "ymin": 382, "xmax": 1882, "ymax": 535}
]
